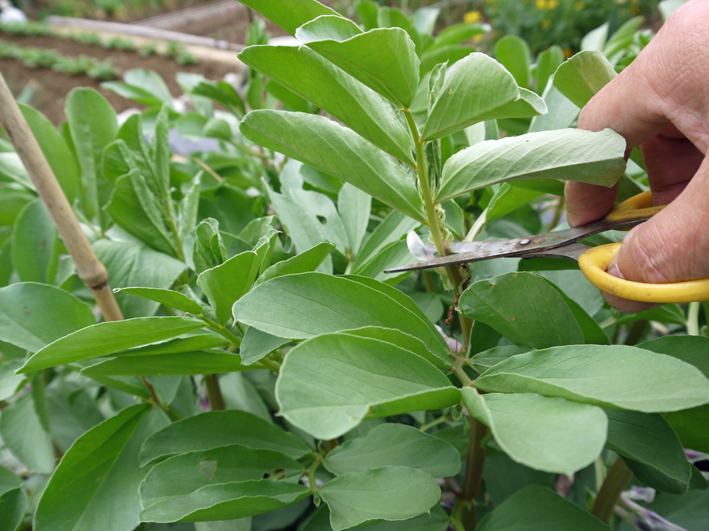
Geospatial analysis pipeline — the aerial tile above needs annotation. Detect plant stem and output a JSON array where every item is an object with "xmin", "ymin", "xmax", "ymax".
[
  {"xmin": 200, "ymin": 315, "xmax": 243, "ymax": 347},
  {"xmin": 592, "ymin": 457, "xmax": 632, "ymax": 524},
  {"xmin": 687, "ymin": 302, "xmax": 700, "ymax": 336},
  {"xmin": 549, "ymin": 196, "xmax": 565, "ymax": 230},
  {"xmin": 453, "ymin": 416, "xmax": 488, "ymax": 530},
  {"xmin": 205, "ymin": 373, "xmax": 226, "ymax": 410},
  {"xmin": 403, "ymin": 110, "xmax": 463, "ymax": 290},
  {"xmin": 258, "ymin": 357, "xmax": 281, "ymax": 374},
  {"xmin": 624, "ymin": 319, "xmax": 648, "ymax": 346},
  {"xmin": 419, "ymin": 415, "xmax": 449, "ymax": 432}
]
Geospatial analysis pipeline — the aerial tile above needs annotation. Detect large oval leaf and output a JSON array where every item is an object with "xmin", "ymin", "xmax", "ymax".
[
  {"xmin": 238, "ymin": 46, "xmax": 415, "ymax": 166},
  {"xmin": 241, "ymin": 111, "xmax": 423, "ymax": 222},
  {"xmin": 475, "ymin": 345, "xmax": 709, "ymax": 413},
  {"xmin": 320, "ymin": 467, "xmax": 441, "ymax": 531},
  {"xmin": 0, "ymin": 282, "xmax": 94, "ymax": 353},
  {"xmin": 139, "ymin": 480, "xmax": 311, "ymax": 524},
  {"xmin": 324, "ymin": 423, "xmax": 460, "ymax": 478},
  {"xmin": 476, "ymin": 486, "xmax": 610, "ymax": 531},
  {"xmin": 139, "ymin": 410, "xmax": 312, "ymax": 465},
  {"xmin": 462, "ymin": 388, "xmax": 606, "ymax": 476},
  {"xmin": 239, "ymin": 0, "xmax": 340, "ymax": 36},
  {"xmin": 276, "ymin": 333, "xmax": 459, "ymax": 439},
  {"xmin": 437, "ymin": 128, "xmax": 626, "ymax": 203},
  {"xmin": 232, "ymin": 273, "xmax": 448, "ymax": 365},
  {"xmin": 605, "ymin": 409, "xmax": 692, "ymax": 494},
  {"xmin": 19, "ymin": 317, "xmax": 205, "ymax": 373},
  {"xmin": 458, "ymin": 272, "xmax": 583, "ymax": 348},
  {"xmin": 140, "ymin": 445, "xmax": 304, "ymax": 510},
  {"xmin": 298, "ymin": 20, "xmax": 420, "ymax": 108},
  {"xmin": 34, "ymin": 404, "xmax": 168, "ymax": 531},
  {"xmin": 422, "ymin": 53, "xmax": 520, "ymax": 141}
]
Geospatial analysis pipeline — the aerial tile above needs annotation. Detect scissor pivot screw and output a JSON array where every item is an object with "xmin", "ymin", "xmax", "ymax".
[{"xmin": 520, "ymin": 238, "xmax": 531, "ymax": 245}]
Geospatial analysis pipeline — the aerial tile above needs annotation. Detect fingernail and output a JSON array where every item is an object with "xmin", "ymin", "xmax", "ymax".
[{"xmin": 607, "ymin": 265, "xmax": 624, "ymax": 279}]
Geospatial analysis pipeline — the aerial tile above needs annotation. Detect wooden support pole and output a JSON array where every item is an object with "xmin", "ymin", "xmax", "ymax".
[{"xmin": 0, "ymin": 72, "xmax": 124, "ymax": 322}]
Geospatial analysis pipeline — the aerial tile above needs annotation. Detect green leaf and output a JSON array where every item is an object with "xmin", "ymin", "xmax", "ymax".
[
  {"xmin": 295, "ymin": 14, "xmax": 362, "ymax": 42},
  {"xmin": 300, "ymin": 505, "xmax": 450, "ymax": 531},
  {"xmin": 257, "ymin": 242, "xmax": 335, "ymax": 286},
  {"xmin": 351, "ymin": 210, "xmax": 419, "ymax": 271},
  {"xmin": 458, "ymin": 272, "xmax": 584, "ymax": 348},
  {"xmin": 475, "ymin": 345, "xmax": 709, "ymax": 413},
  {"xmin": 430, "ymin": 23, "xmax": 489, "ymax": 50},
  {"xmin": 197, "ymin": 251, "xmax": 260, "ymax": 325},
  {"xmin": 0, "ymin": 391, "xmax": 54, "ymax": 473},
  {"xmin": 106, "ymin": 329, "xmax": 229, "ymax": 357},
  {"xmin": 19, "ymin": 316, "xmax": 205, "ymax": 373},
  {"xmin": 534, "ymin": 45, "xmax": 564, "ymax": 95},
  {"xmin": 139, "ymin": 410, "xmax": 312, "ymax": 465},
  {"xmin": 238, "ymin": 0, "xmax": 340, "ymax": 36},
  {"xmin": 437, "ymin": 128, "xmax": 626, "ymax": 203},
  {"xmin": 233, "ymin": 273, "xmax": 448, "ymax": 362},
  {"xmin": 94, "ymin": 240, "xmax": 188, "ymax": 319},
  {"xmin": 495, "ymin": 35, "xmax": 531, "ymax": 89},
  {"xmin": 240, "ymin": 328, "xmax": 289, "ymax": 365},
  {"xmin": 0, "ymin": 360, "xmax": 24, "ymax": 401},
  {"xmin": 476, "ymin": 486, "xmax": 610, "ymax": 531},
  {"xmin": 553, "ymin": 51, "xmax": 617, "ymax": 108},
  {"xmin": 276, "ymin": 333, "xmax": 459, "ymax": 439},
  {"xmin": 242, "ymin": 111, "xmax": 423, "ymax": 222},
  {"xmin": 324, "ymin": 423, "xmax": 460, "ymax": 477},
  {"xmin": 0, "ymin": 282, "xmax": 94, "ymax": 352},
  {"xmin": 0, "ymin": 488, "xmax": 27, "ymax": 531},
  {"xmin": 0, "ymin": 153, "xmax": 32, "ymax": 189},
  {"xmin": 469, "ymin": 345, "xmax": 531, "ymax": 373},
  {"xmin": 11, "ymin": 198, "xmax": 57, "ymax": 283},
  {"xmin": 65, "ymin": 88, "xmax": 117, "ymax": 224},
  {"xmin": 422, "ymin": 53, "xmax": 520, "ymax": 141},
  {"xmin": 140, "ymin": 444, "xmax": 303, "ymax": 510},
  {"xmin": 139, "ymin": 479, "xmax": 311, "ymax": 523},
  {"xmin": 462, "ymin": 388, "xmax": 606, "ymax": 475},
  {"xmin": 81, "ymin": 349, "xmax": 245, "ymax": 376},
  {"xmin": 419, "ymin": 45, "xmax": 474, "ymax": 76},
  {"xmin": 605, "ymin": 409, "xmax": 691, "ymax": 494},
  {"xmin": 34, "ymin": 404, "xmax": 168, "ymax": 531},
  {"xmin": 239, "ymin": 46, "xmax": 415, "ymax": 166},
  {"xmin": 665, "ymin": 405, "xmax": 709, "ymax": 454},
  {"xmin": 0, "ymin": 467, "xmax": 22, "ymax": 497},
  {"xmin": 104, "ymin": 170, "xmax": 177, "ymax": 256},
  {"xmin": 486, "ymin": 184, "xmax": 543, "ymax": 223},
  {"xmin": 115, "ymin": 287, "xmax": 204, "ymax": 315},
  {"xmin": 298, "ymin": 22, "xmax": 419, "ymax": 108},
  {"xmin": 19, "ymin": 103, "xmax": 78, "ymax": 203},
  {"xmin": 638, "ymin": 336, "xmax": 709, "ymax": 378},
  {"xmin": 353, "ymin": 240, "xmax": 413, "ymax": 284},
  {"xmin": 320, "ymin": 467, "xmax": 440, "ymax": 531},
  {"xmin": 338, "ymin": 184, "xmax": 371, "ymax": 258},
  {"xmin": 529, "ymin": 85, "xmax": 579, "ymax": 133}
]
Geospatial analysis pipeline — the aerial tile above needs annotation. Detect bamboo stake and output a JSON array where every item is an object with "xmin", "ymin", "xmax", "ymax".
[{"xmin": 0, "ymin": 72, "xmax": 124, "ymax": 322}]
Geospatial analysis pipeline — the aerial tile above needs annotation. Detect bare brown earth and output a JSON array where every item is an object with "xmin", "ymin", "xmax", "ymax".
[{"xmin": 0, "ymin": 33, "xmax": 240, "ymax": 123}]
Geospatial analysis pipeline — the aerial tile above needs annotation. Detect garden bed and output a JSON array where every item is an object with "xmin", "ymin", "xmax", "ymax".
[{"xmin": 0, "ymin": 32, "xmax": 239, "ymax": 123}]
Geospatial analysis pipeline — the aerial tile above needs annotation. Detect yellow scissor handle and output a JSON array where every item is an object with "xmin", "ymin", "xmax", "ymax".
[
  {"xmin": 579, "ymin": 243, "xmax": 709, "ymax": 303},
  {"xmin": 606, "ymin": 190, "xmax": 665, "ymax": 223}
]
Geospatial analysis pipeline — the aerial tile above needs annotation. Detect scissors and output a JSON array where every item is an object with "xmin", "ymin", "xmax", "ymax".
[{"xmin": 385, "ymin": 191, "xmax": 709, "ymax": 303}]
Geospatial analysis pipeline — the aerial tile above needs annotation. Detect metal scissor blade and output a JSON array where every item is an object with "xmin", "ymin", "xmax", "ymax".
[{"xmin": 385, "ymin": 213, "xmax": 655, "ymax": 274}]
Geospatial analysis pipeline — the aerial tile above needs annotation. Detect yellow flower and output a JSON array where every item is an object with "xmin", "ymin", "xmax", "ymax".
[
  {"xmin": 547, "ymin": 0, "xmax": 559, "ymax": 8},
  {"xmin": 574, "ymin": 1, "xmax": 584, "ymax": 9},
  {"xmin": 536, "ymin": 0, "xmax": 547, "ymax": 9},
  {"xmin": 464, "ymin": 10, "xmax": 482, "ymax": 24},
  {"xmin": 541, "ymin": 18, "xmax": 551, "ymax": 28},
  {"xmin": 563, "ymin": 47, "xmax": 573, "ymax": 58},
  {"xmin": 473, "ymin": 33, "xmax": 484, "ymax": 44}
]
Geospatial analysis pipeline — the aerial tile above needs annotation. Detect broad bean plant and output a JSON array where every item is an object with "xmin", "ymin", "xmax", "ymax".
[{"xmin": 0, "ymin": 2, "xmax": 706, "ymax": 531}]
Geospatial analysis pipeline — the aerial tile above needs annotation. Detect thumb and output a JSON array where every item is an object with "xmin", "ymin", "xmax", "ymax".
[{"xmin": 602, "ymin": 158, "xmax": 709, "ymax": 312}]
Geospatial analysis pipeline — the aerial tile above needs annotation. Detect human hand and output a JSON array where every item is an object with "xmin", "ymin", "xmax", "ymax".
[{"xmin": 565, "ymin": 0, "xmax": 709, "ymax": 312}]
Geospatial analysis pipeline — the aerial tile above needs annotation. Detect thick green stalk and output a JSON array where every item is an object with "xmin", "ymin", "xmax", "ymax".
[
  {"xmin": 687, "ymin": 302, "xmax": 700, "ymax": 336},
  {"xmin": 452, "ymin": 417, "xmax": 488, "ymax": 530},
  {"xmin": 200, "ymin": 315, "xmax": 243, "ymax": 347},
  {"xmin": 205, "ymin": 373, "xmax": 226, "ymax": 410},
  {"xmin": 403, "ymin": 110, "xmax": 463, "ymax": 289},
  {"xmin": 592, "ymin": 457, "xmax": 633, "ymax": 524}
]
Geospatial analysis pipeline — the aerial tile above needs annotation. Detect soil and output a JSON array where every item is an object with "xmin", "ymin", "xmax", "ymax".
[{"xmin": 0, "ymin": 34, "xmax": 240, "ymax": 123}]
